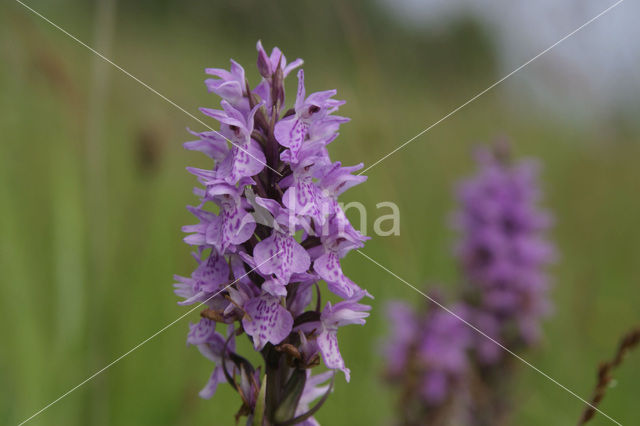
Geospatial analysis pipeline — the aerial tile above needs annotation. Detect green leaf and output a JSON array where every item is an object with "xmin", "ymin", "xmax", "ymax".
[
  {"xmin": 276, "ymin": 373, "xmax": 335, "ymax": 426},
  {"xmin": 273, "ymin": 368, "xmax": 307, "ymax": 423},
  {"xmin": 252, "ymin": 374, "xmax": 267, "ymax": 426}
]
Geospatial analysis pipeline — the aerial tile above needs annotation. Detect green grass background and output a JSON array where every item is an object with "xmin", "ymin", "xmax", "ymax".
[{"xmin": 1, "ymin": 1, "xmax": 639, "ymax": 425}]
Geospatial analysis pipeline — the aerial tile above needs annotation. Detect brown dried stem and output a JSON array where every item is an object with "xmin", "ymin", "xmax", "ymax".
[{"xmin": 577, "ymin": 326, "xmax": 640, "ymax": 425}]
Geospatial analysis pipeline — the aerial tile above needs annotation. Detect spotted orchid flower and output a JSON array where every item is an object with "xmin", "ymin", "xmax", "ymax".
[{"xmin": 175, "ymin": 42, "xmax": 369, "ymax": 425}]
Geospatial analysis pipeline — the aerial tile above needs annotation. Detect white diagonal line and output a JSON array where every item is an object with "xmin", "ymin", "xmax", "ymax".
[
  {"xmin": 359, "ymin": 0, "xmax": 625, "ymax": 176},
  {"xmin": 17, "ymin": 250, "xmax": 283, "ymax": 426},
  {"xmin": 14, "ymin": 0, "xmax": 282, "ymax": 177},
  {"xmin": 355, "ymin": 250, "xmax": 622, "ymax": 426}
]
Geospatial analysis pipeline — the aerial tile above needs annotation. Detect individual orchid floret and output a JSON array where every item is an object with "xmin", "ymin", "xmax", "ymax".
[
  {"xmin": 311, "ymin": 212, "xmax": 369, "ymax": 299},
  {"xmin": 184, "ymin": 129, "xmax": 229, "ymax": 161},
  {"xmin": 282, "ymin": 154, "xmax": 327, "ymax": 226},
  {"xmin": 298, "ymin": 291, "xmax": 371, "ymax": 381},
  {"xmin": 313, "ymin": 235, "xmax": 364, "ymax": 299},
  {"xmin": 197, "ymin": 102, "xmax": 266, "ymax": 184},
  {"xmin": 181, "ymin": 182, "xmax": 256, "ymax": 254},
  {"xmin": 205, "ymin": 59, "xmax": 248, "ymax": 111},
  {"xmin": 200, "ymin": 101, "xmax": 260, "ymax": 147},
  {"xmin": 318, "ymin": 161, "xmax": 367, "ymax": 199},
  {"xmin": 176, "ymin": 42, "xmax": 370, "ymax": 425},
  {"xmin": 173, "ymin": 248, "xmax": 229, "ymax": 306},
  {"xmin": 275, "ymin": 70, "xmax": 346, "ymax": 164}
]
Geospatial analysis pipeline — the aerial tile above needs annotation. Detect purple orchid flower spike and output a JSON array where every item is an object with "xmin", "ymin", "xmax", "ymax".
[
  {"xmin": 444, "ymin": 144, "xmax": 556, "ymax": 423},
  {"xmin": 381, "ymin": 143, "xmax": 555, "ymax": 425},
  {"xmin": 454, "ymin": 145, "xmax": 555, "ymax": 353},
  {"xmin": 176, "ymin": 42, "xmax": 370, "ymax": 425}
]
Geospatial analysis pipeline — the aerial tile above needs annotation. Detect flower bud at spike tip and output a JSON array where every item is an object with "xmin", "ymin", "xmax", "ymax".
[
  {"xmin": 271, "ymin": 58, "xmax": 285, "ymax": 108},
  {"xmin": 257, "ymin": 41, "xmax": 272, "ymax": 79}
]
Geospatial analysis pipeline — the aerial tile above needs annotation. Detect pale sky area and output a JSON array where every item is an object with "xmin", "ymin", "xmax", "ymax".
[{"xmin": 379, "ymin": 0, "xmax": 639, "ymax": 124}]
